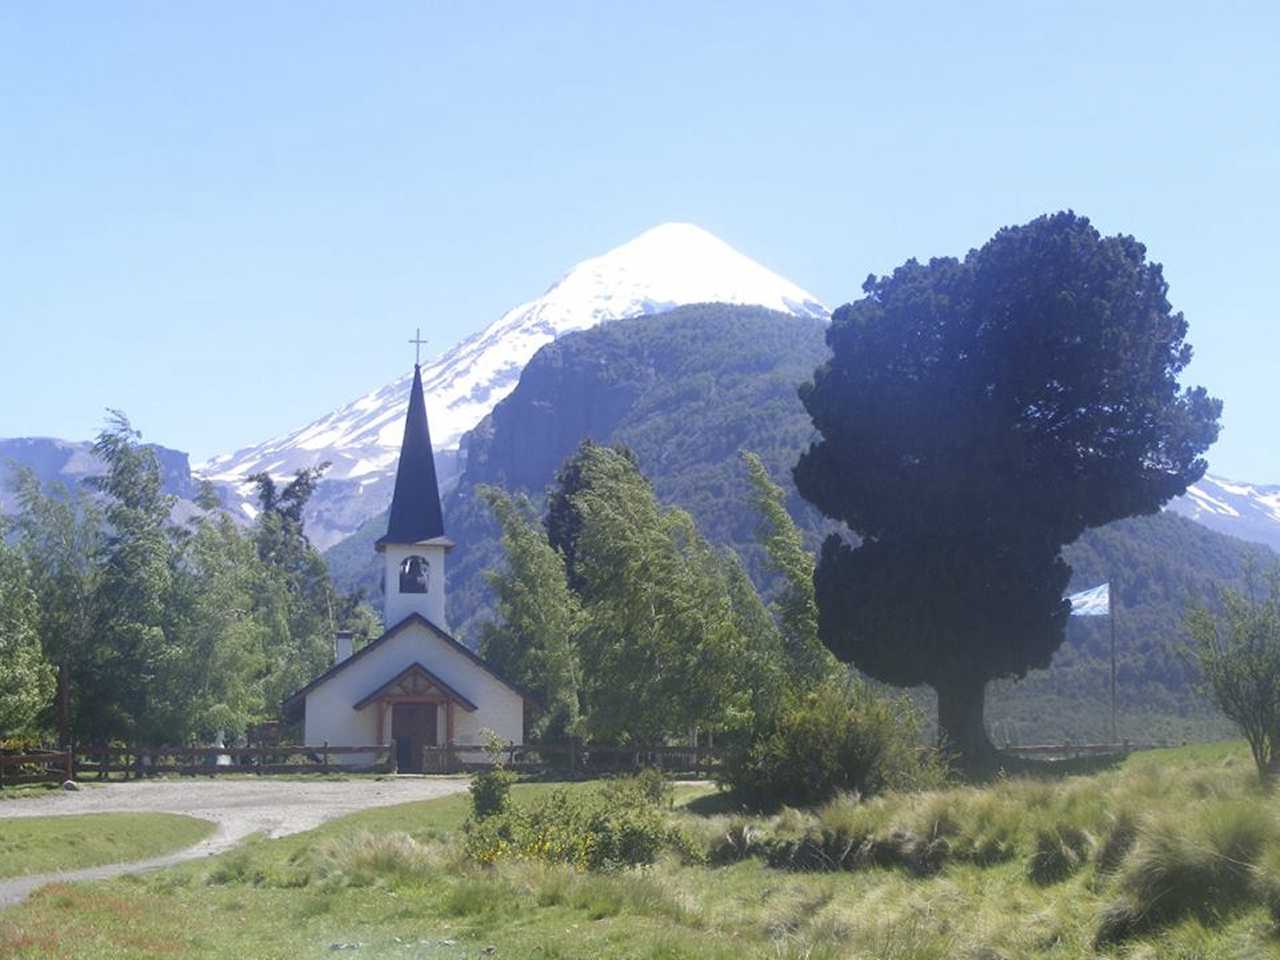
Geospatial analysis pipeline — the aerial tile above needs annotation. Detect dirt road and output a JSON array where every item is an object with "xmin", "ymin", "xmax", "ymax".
[{"xmin": 0, "ymin": 776, "xmax": 469, "ymax": 907}]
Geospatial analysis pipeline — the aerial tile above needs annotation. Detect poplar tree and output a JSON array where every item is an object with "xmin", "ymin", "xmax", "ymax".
[
  {"xmin": 477, "ymin": 486, "xmax": 583, "ymax": 739},
  {"xmin": 555, "ymin": 443, "xmax": 766, "ymax": 741},
  {"xmin": 742, "ymin": 452, "xmax": 835, "ymax": 685},
  {"xmin": 0, "ymin": 539, "xmax": 55, "ymax": 736},
  {"xmin": 10, "ymin": 470, "xmax": 102, "ymax": 744},
  {"xmin": 86, "ymin": 412, "xmax": 177, "ymax": 743}
]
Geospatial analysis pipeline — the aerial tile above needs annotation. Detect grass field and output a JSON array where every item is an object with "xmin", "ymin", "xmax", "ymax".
[
  {"xmin": 0, "ymin": 813, "xmax": 215, "ymax": 880},
  {"xmin": 1, "ymin": 744, "xmax": 1277, "ymax": 959}
]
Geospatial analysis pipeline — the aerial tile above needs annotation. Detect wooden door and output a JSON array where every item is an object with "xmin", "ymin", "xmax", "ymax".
[{"xmin": 391, "ymin": 703, "xmax": 438, "ymax": 774}]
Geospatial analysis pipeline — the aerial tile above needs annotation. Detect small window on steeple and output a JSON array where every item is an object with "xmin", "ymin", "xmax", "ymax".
[{"xmin": 399, "ymin": 555, "xmax": 430, "ymax": 594}]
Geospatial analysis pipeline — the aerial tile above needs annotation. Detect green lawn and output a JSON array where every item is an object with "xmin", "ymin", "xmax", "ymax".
[
  {"xmin": 0, "ymin": 813, "xmax": 214, "ymax": 880},
  {"xmin": 1, "ymin": 747, "xmax": 1276, "ymax": 959}
]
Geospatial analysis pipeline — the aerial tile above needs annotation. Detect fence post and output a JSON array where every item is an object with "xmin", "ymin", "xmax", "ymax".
[
  {"xmin": 323, "ymin": 741, "xmax": 329, "ymax": 774},
  {"xmin": 64, "ymin": 749, "xmax": 73, "ymax": 782}
]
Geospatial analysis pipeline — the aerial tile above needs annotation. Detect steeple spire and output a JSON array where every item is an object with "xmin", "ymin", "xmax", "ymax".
[{"xmin": 378, "ymin": 364, "xmax": 445, "ymax": 545}]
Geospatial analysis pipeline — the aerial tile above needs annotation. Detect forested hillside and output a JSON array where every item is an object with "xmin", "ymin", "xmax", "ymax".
[
  {"xmin": 326, "ymin": 303, "xmax": 1275, "ymax": 741},
  {"xmin": 987, "ymin": 511, "xmax": 1271, "ymax": 743}
]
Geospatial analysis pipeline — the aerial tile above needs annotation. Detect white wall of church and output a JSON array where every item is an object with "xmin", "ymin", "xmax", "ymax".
[
  {"xmin": 382, "ymin": 541, "xmax": 449, "ymax": 628},
  {"xmin": 302, "ymin": 620, "xmax": 524, "ymax": 763}
]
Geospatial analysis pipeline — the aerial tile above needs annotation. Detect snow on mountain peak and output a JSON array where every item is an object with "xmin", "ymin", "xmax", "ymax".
[
  {"xmin": 530, "ymin": 222, "xmax": 828, "ymax": 334},
  {"xmin": 197, "ymin": 224, "xmax": 828, "ymax": 545}
]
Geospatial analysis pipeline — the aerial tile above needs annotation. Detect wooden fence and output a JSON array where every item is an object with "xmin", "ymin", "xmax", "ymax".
[
  {"xmin": 0, "ymin": 751, "xmax": 73, "ymax": 789},
  {"xmin": 1002, "ymin": 740, "xmax": 1173, "ymax": 759},
  {"xmin": 72, "ymin": 744, "xmax": 394, "ymax": 778},
  {"xmin": 0, "ymin": 741, "xmax": 1183, "ymax": 785},
  {"xmin": 1, "ymin": 742, "xmax": 722, "ymax": 781}
]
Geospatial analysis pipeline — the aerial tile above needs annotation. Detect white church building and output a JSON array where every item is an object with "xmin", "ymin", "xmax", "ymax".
[{"xmin": 282, "ymin": 362, "xmax": 528, "ymax": 772}]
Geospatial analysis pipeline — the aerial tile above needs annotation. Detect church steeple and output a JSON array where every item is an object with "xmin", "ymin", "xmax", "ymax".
[
  {"xmin": 377, "ymin": 361, "xmax": 453, "ymax": 629},
  {"xmin": 379, "ymin": 363, "xmax": 445, "ymax": 546}
]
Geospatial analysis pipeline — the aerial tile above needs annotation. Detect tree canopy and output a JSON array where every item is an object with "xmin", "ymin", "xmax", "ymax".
[
  {"xmin": 1187, "ymin": 573, "xmax": 1280, "ymax": 785},
  {"xmin": 478, "ymin": 485, "xmax": 583, "ymax": 740},
  {"xmin": 795, "ymin": 212, "xmax": 1222, "ymax": 769},
  {"xmin": 480, "ymin": 441, "xmax": 790, "ymax": 744},
  {"xmin": 5, "ymin": 413, "xmax": 372, "ymax": 746},
  {"xmin": 0, "ymin": 537, "xmax": 55, "ymax": 737}
]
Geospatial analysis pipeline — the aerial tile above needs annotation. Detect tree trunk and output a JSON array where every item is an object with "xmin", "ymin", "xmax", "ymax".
[
  {"xmin": 56, "ymin": 664, "xmax": 70, "ymax": 748},
  {"xmin": 934, "ymin": 673, "xmax": 998, "ymax": 777},
  {"xmin": 1263, "ymin": 733, "xmax": 1280, "ymax": 791}
]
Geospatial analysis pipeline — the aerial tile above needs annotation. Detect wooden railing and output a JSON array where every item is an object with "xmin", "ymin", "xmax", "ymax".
[
  {"xmin": 0, "ymin": 751, "xmax": 73, "ymax": 788},
  {"xmin": 4, "ymin": 741, "xmax": 1179, "ymax": 784},
  {"xmin": 28, "ymin": 742, "xmax": 725, "ymax": 780},
  {"xmin": 72, "ymin": 744, "xmax": 394, "ymax": 778},
  {"xmin": 1002, "ymin": 740, "xmax": 1174, "ymax": 759}
]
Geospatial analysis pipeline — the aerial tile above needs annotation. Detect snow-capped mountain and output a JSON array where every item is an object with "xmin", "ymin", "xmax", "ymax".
[
  {"xmin": 198, "ymin": 223, "xmax": 829, "ymax": 547},
  {"xmin": 1168, "ymin": 474, "xmax": 1280, "ymax": 555}
]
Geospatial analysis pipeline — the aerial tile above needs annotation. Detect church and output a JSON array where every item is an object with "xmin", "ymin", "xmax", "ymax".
[{"xmin": 282, "ymin": 361, "xmax": 528, "ymax": 772}]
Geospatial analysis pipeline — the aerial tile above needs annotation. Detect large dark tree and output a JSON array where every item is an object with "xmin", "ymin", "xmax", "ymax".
[{"xmin": 794, "ymin": 212, "xmax": 1222, "ymax": 771}]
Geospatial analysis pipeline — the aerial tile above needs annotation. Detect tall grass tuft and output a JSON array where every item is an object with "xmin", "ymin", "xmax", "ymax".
[
  {"xmin": 1251, "ymin": 844, "xmax": 1280, "ymax": 928},
  {"xmin": 1027, "ymin": 825, "xmax": 1091, "ymax": 885},
  {"xmin": 1093, "ymin": 810, "xmax": 1138, "ymax": 876},
  {"xmin": 518, "ymin": 861, "xmax": 699, "ymax": 926},
  {"xmin": 308, "ymin": 830, "xmax": 451, "ymax": 889},
  {"xmin": 1095, "ymin": 801, "xmax": 1276, "ymax": 945}
]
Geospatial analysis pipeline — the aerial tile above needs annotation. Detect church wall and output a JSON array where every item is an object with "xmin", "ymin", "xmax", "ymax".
[{"xmin": 303, "ymin": 620, "xmax": 523, "ymax": 764}]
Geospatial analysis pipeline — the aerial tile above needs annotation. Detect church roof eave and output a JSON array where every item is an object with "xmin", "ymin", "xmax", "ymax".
[{"xmin": 374, "ymin": 534, "xmax": 456, "ymax": 552}]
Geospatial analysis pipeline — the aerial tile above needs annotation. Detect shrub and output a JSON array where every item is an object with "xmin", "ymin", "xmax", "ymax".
[
  {"xmin": 719, "ymin": 677, "xmax": 946, "ymax": 810},
  {"xmin": 602, "ymin": 768, "xmax": 674, "ymax": 808},
  {"xmin": 1186, "ymin": 576, "xmax": 1280, "ymax": 786},
  {"xmin": 464, "ymin": 785, "xmax": 696, "ymax": 870},
  {"xmin": 708, "ymin": 819, "xmax": 763, "ymax": 863},
  {"xmin": 470, "ymin": 768, "xmax": 516, "ymax": 820}
]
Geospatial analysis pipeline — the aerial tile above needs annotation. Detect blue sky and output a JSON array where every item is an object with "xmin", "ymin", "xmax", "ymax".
[{"xmin": 2, "ymin": 2, "xmax": 1277, "ymax": 479}]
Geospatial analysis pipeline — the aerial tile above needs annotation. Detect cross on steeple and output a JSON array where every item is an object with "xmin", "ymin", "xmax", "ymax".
[{"xmin": 409, "ymin": 327, "xmax": 428, "ymax": 366}]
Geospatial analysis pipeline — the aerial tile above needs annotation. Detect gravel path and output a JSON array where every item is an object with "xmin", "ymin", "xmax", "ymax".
[{"xmin": 0, "ymin": 776, "xmax": 470, "ymax": 907}]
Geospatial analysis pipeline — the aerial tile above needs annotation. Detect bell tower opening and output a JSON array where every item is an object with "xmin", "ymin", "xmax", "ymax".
[{"xmin": 399, "ymin": 555, "xmax": 430, "ymax": 594}]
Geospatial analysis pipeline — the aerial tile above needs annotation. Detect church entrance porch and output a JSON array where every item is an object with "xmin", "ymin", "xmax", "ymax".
[
  {"xmin": 391, "ymin": 703, "xmax": 437, "ymax": 774},
  {"xmin": 354, "ymin": 661, "xmax": 475, "ymax": 774}
]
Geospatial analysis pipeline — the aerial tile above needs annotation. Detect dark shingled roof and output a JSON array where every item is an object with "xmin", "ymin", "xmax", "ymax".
[{"xmin": 378, "ymin": 364, "xmax": 444, "ymax": 546}]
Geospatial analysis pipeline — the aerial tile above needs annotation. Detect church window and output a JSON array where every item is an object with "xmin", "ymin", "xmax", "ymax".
[{"xmin": 399, "ymin": 555, "xmax": 430, "ymax": 594}]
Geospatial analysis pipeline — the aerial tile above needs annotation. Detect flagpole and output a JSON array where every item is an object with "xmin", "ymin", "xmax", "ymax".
[{"xmin": 1110, "ymin": 581, "xmax": 1118, "ymax": 744}]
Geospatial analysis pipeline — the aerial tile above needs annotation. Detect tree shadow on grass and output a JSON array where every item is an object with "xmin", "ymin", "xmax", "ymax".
[{"xmin": 680, "ymin": 790, "xmax": 744, "ymax": 817}]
